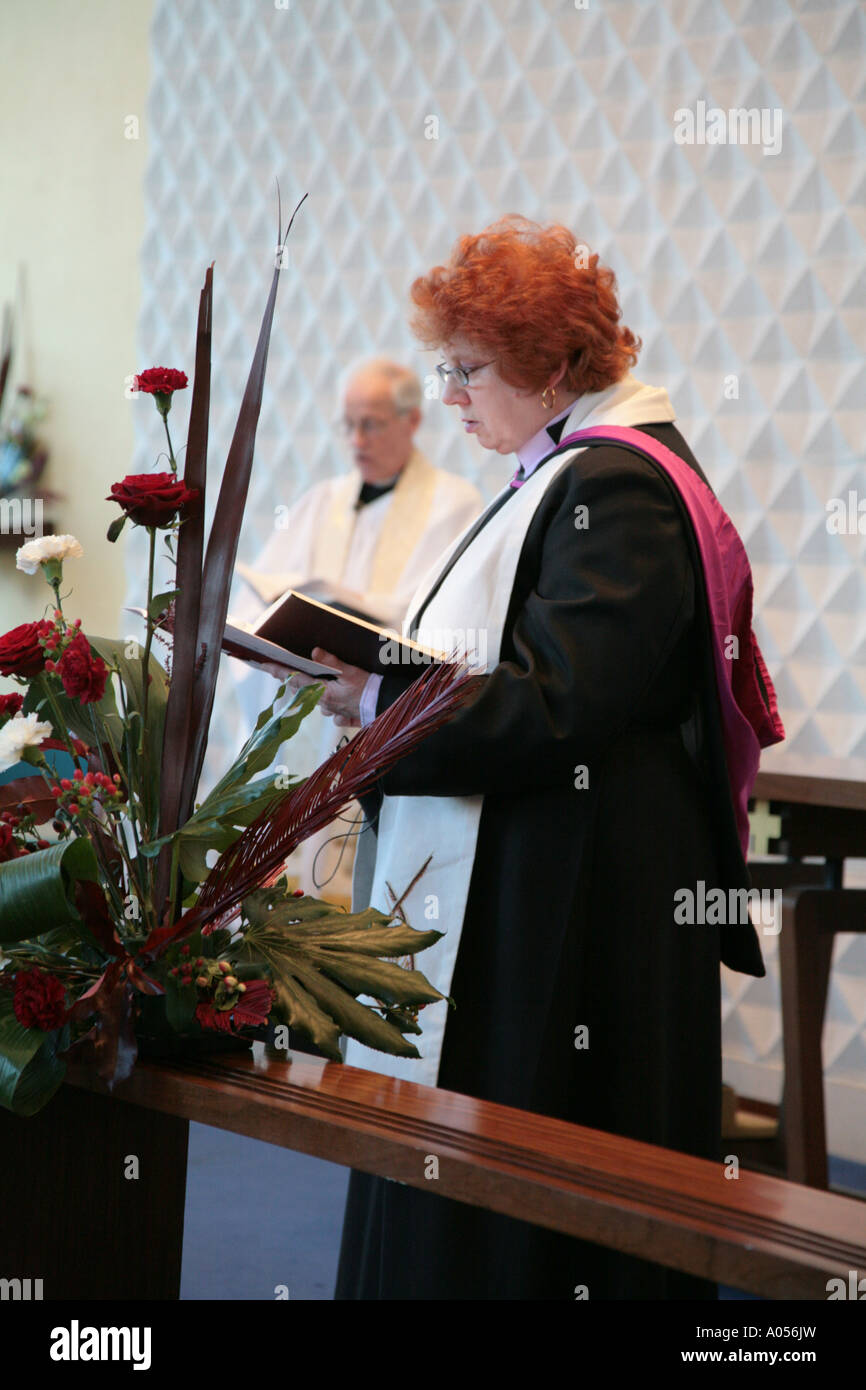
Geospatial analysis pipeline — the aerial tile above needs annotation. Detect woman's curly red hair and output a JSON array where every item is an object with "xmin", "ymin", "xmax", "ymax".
[{"xmin": 409, "ymin": 216, "xmax": 640, "ymax": 396}]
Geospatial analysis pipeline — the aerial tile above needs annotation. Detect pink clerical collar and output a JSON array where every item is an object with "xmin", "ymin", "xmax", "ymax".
[{"xmin": 512, "ymin": 404, "xmax": 575, "ymax": 487}]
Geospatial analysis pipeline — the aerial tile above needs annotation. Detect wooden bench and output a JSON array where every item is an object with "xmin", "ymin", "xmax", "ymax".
[{"xmin": 1, "ymin": 1047, "xmax": 862, "ymax": 1300}]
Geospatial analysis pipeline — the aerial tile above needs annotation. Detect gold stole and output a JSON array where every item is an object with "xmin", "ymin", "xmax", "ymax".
[{"xmin": 311, "ymin": 449, "xmax": 437, "ymax": 592}]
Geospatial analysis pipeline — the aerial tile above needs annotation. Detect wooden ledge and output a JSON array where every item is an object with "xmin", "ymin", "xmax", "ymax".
[{"xmin": 67, "ymin": 1046, "xmax": 866, "ymax": 1300}]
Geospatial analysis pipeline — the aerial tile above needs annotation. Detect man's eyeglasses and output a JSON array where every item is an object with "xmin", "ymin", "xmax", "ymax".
[
  {"xmin": 339, "ymin": 415, "xmax": 402, "ymax": 436},
  {"xmin": 435, "ymin": 360, "xmax": 495, "ymax": 388}
]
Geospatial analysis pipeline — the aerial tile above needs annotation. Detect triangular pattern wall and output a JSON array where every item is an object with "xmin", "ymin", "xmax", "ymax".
[{"xmin": 130, "ymin": 0, "xmax": 866, "ymax": 1155}]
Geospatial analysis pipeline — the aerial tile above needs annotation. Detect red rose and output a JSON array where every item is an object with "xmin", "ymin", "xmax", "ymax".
[
  {"xmin": 133, "ymin": 367, "xmax": 188, "ymax": 396},
  {"xmin": 13, "ymin": 968, "xmax": 67, "ymax": 1030},
  {"xmin": 0, "ymin": 620, "xmax": 52, "ymax": 678},
  {"xmin": 0, "ymin": 692, "xmax": 24, "ymax": 720},
  {"xmin": 57, "ymin": 632, "xmax": 108, "ymax": 704},
  {"xmin": 107, "ymin": 473, "xmax": 200, "ymax": 528}
]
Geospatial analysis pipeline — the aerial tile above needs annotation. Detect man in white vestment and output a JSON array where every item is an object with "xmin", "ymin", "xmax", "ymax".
[{"xmin": 231, "ymin": 357, "xmax": 483, "ymax": 902}]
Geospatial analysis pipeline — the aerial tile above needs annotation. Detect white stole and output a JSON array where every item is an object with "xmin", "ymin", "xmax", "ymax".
[
  {"xmin": 343, "ymin": 377, "xmax": 677, "ymax": 1086},
  {"xmin": 312, "ymin": 448, "xmax": 437, "ymax": 598}
]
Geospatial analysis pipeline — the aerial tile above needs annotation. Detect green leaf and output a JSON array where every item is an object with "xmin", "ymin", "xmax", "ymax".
[
  {"xmin": 234, "ymin": 877, "xmax": 446, "ymax": 1059},
  {"xmin": 268, "ymin": 952, "xmax": 423, "ymax": 1057},
  {"xmin": 304, "ymin": 948, "xmax": 445, "ymax": 1006},
  {"xmin": 149, "ymin": 590, "xmax": 179, "ymax": 619},
  {"xmin": 271, "ymin": 977, "xmax": 342, "ymax": 1061},
  {"xmin": 196, "ymin": 682, "xmax": 320, "ymax": 812},
  {"xmin": 243, "ymin": 887, "xmax": 336, "ymax": 927},
  {"xmin": 107, "ymin": 514, "xmax": 127, "ymax": 543},
  {"xmin": 138, "ymin": 683, "xmax": 316, "ymax": 879},
  {"xmin": 0, "ymin": 995, "xmax": 67, "ymax": 1116},
  {"xmin": 24, "ymin": 669, "xmax": 123, "ymax": 749},
  {"xmin": 88, "ymin": 635, "xmax": 169, "ymax": 829},
  {"xmin": 88, "ymin": 635, "xmax": 169, "ymax": 719},
  {"xmin": 242, "ymin": 889, "xmax": 443, "ymax": 955},
  {"xmin": 163, "ymin": 975, "xmax": 198, "ymax": 1032},
  {"xmin": 0, "ymin": 836, "xmax": 99, "ymax": 944}
]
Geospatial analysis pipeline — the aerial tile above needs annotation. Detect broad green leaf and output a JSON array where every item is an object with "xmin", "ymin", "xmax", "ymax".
[
  {"xmin": 24, "ymin": 669, "xmax": 123, "ymax": 749},
  {"xmin": 194, "ymin": 682, "xmax": 320, "ymax": 813},
  {"xmin": 235, "ymin": 877, "xmax": 445, "ymax": 1058},
  {"xmin": 304, "ymin": 948, "xmax": 445, "ymax": 1006},
  {"xmin": 138, "ymin": 683, "xmax": 315, "ymax": 877},
  {"xmin": 88, "ymin": 635, "xmax": 169, "ymax": 722},
  {"xmin": 268, "ymin": 951, "xmax": 422, "ymax": 1057},
  {"xmin": 0, "ymin": 836, "xmax": 99, "ymax": 943},
  {"xmin": 271, "ymin": 977, "xmax": 342, "ymax": 1061},
  {"xmin": 242, "ymin": 889, "xmax": 443, "ymax": 956},
  {"xmin": 163, "ymin": 975, "xmax": 198, "ymax": 1033},
  {"xmin": 149, "ymin": 590, "xmax": 179, "ymax": 619},
  {"xmin": 89, "ymin": 635, "xmax": 169, "ymax": 832},
  {"xmin": 243, "ymin": 886, "xmax": 338, "ymax": 927}
]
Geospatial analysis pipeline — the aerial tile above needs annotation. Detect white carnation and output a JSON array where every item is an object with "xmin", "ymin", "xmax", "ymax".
[
  {"xmin": 16, "ymin": 534, "xmax": 84, "ymax": 575},
  {"xmin": 0, "ymin": 712, "xmax": 53, "ymax": 772}
]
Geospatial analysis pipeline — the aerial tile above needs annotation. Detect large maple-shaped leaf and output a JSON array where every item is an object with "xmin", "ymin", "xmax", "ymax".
[{"xmin": 235, "ymin": 879, "xmax": 446, "ymax": 1061}]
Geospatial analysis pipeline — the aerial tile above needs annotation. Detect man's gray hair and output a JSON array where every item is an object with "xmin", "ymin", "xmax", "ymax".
[{"xmin": 339, "ymin": 357, "xmax": 422, "ymax": 414}]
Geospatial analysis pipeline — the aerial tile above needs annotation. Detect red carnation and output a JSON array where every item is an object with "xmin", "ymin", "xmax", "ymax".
[
  {"xmin": 133, "ymin": 367, "xmax": 187, "ymax": 420},
  {"xmin": 133, "ymin": 367, "xmax": 188, "ymax": 396},
  {"xmin": 57, "ymin": 632, "xmax": 108, "ymax": 704},
  {"xmin": 0, "ymin": 823, "xmax": 23, "ymax": 863},
  {"xmin": 0, "ymin": 692, "xmax": 24, "ymax": 720},
  {"xmin": 0, "ymin": 620, "xmax": 52, "ymax": 678},
  {"xmin": 107, "ymin": 473, "xmax": 200, "ymax": 529},
  {"xmin": 13, "ymin": 968, "xmax": 67, "ymax": 1030},
  {"xmin": 195, "ymin": 979, "xmax": 274, "ymax": 1035}
]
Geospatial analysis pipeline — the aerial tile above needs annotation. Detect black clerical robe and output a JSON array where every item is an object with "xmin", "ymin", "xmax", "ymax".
[{"xmin": 335, "ymin": 419, "xmax": 765, "ymax": 1301}]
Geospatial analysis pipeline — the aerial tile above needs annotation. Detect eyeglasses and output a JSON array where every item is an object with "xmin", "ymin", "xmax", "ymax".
[
  {"xmin": 435, "ymin": 359, "xmax": 495, "ymax": 388},
  {"xmin": 339, "ymin": 414, "xmax": 402, "ymax": 437}
]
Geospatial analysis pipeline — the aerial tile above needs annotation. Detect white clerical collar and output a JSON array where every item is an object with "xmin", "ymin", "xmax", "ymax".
[{"xmin": 515, "ymin": 374, "xmax": 677, "ymax": 481}]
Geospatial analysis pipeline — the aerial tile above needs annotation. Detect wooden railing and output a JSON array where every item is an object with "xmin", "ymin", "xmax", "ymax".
[{"xmin": 9, "ymin": 1047, "xmax": 849, "ymax": 1301}]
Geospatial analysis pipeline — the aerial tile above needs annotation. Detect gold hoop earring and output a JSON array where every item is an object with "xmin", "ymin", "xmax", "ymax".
[{"xmin": 542, "ymin": 386, "xmax": 556, "ymax": 410}]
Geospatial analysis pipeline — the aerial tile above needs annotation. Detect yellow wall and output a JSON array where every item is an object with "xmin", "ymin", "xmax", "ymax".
[{"xmin": 0, "ymin": 0, "xmax": 153, "ymax": 647}]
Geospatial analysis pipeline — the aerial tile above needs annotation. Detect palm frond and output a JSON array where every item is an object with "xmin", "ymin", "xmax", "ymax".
[
  {"xmin": 187, "ymin": 661, "xmax": 480, "ymax": 935},
  {"xmin": 184, "ymin": 195, "xmax": 308, "ymax": 814},
  {"xmin": 155, "ymin": 265, "xmax": 212, "ymax": 916}
]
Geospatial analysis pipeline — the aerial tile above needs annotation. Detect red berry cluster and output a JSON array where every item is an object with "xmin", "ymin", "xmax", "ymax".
[
  {"xmin": 169, "ymin": 945, "xmax": 206, "ymax": 988},
  {"xmin": 51, "ymin": 767, "xmax": 124, "ymax": 820},
  {"xmin": 39, "ymin": 612, "xmax": 77, "ymax": 671}
]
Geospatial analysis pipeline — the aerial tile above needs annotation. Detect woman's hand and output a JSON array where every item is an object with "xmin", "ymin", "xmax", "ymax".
[{"xmin": 291, "ymin": 648, "xmax": 370, "ymax": 728}]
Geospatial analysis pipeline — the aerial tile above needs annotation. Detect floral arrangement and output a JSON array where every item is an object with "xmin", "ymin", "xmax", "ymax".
[{"xmin": 0, "ymin": 214, "xmax": 475, "ymax": 1115}]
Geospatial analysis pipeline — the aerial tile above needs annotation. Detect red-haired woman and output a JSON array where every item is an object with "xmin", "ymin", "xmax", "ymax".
[{"xmin": 313, "ymin": 218, "xmax": 783, "ymax": 1300}]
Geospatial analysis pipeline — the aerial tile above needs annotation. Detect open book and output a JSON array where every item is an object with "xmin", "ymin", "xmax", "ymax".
[
  {"xmin": 124, "ymin": 602, "xmax": 341, "ymax": 679},
  {"xmin": 224, "ymin": 589, "xmax": 444, "ymax": 677},
  {"xmin": 235, "ymin": 563, "xmax": 391, "ymax": 624}
]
